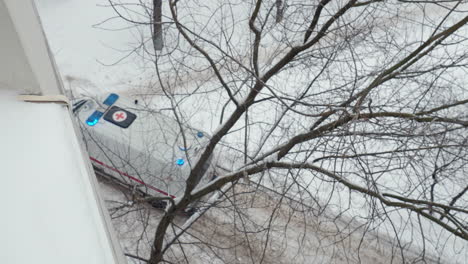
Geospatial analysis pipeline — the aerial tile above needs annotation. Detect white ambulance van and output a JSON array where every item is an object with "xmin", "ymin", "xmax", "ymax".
[{"xmin": 72, "ymin": 93, "xmax": 213, "ymax": 209}]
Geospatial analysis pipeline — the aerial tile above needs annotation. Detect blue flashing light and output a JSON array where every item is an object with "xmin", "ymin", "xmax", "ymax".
[
  {"xmin": 86, "ymin": 111, "xmax": 103, "ymax": 126},
  {"xmin": 176, "ymin": 158, "xmax": 185, "ymax": 166},
  {"xmin": 86, "ymin": 119, "xmax": 99, "ymax": 126},
  {"xmin": 197, "ymin": 131, "xmax": 204, "ymax": 138},
  {"xmin": 103, "ymin": 93, "xmax": 119, "ymax": 106}
]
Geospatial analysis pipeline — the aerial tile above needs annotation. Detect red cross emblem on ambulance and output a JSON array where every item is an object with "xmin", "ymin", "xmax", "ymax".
[
  {"xmin": 103, "ymin": 106, "xmax": 137, "ymax": 128},
  {"xmin": 112, "ymin": 111, "xmax": 127, "ymax": 122}
]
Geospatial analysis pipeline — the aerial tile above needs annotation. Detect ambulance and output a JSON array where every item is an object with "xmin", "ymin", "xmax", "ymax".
[{"xmin": 72, "ymin": 93, "xmax": 213, "ymax": 209}]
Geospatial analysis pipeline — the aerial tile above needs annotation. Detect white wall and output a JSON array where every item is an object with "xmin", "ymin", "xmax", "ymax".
[
  {"xmin": 0, "ymin": 0, "xmax": 39, "ymax": 94},
  {"xmin": 0, "ymin": 0, "xmax": 62, "ymax": 95},
  {"xmin": 0, "ymin": 90, "xmax": 126, "ymax": 264}
]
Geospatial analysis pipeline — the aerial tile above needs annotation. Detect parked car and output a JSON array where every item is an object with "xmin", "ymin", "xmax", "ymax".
[{"xmin": 72, "ymin": 93, "xmax": 213, "ymax": 209}]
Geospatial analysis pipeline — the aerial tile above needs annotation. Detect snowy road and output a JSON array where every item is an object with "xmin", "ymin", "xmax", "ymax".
[{"xmin": 96, "ymin": 168, "xmax": 435, "ymax": 264}]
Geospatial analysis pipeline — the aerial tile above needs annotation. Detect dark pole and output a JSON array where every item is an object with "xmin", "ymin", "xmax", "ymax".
[{"xmin": 153, "ymin": 0, "xmax": 163, "ymax": 51}]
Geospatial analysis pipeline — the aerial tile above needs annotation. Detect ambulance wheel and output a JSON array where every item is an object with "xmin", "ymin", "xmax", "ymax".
[
  {"xmin": 150, "ymin": 200, "xmax": 167, "ymax": 209},
  {"xmin": 184, "ymin": 207, "xmax": 198, "ymax": 217}
]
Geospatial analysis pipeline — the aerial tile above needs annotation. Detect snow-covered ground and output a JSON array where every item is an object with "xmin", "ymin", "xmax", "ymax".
[
  {"xmin": 99, "ymin": 176, "xmax": 419, "ymax": 264},
  {"xmin": 34, "ymin": 0, "xmax": 155, "ymax": 95}
]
